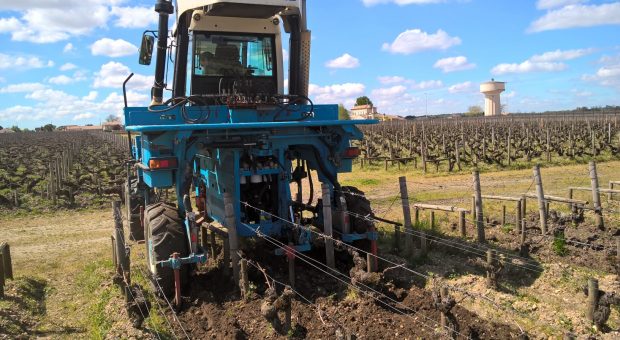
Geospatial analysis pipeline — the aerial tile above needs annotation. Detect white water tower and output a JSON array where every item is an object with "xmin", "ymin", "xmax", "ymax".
[{"xmin": 480, "ymin": 79, "xmax": 505, "ymax": 117}]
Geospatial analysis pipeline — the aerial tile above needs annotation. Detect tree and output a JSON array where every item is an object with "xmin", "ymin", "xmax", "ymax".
[
  {"xmin": 338, "ymin": 104, "xmax": 350, "ymax": 120},
  {"xmin": 10, "ymin": 125, "xmax": 21, "ymax": 133},
  {"xmin": 0, "ymin": 125, "xmax": 3, "ymax": 130},
  {"xmin": 105, "ymin": 114, "xmax": 119, "ymax": 122},
  {"xmin": 355, "ymin": 96, "xmax": 373, "ymax": 107},
  {"xmin": 465, "ymin": 105, "xmax": 483, "ymax": 117},
  {"xmin": 40, "ymin": 124, "xmax": 56, "ymax": 132}
]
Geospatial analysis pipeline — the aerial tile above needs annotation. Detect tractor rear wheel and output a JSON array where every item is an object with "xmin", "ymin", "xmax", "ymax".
[
  {"xmin": 125, "ymin": 178, "xmax": 145, "ymax": 241},
  {"xmin": 340, "ymin": 186, "xmax": 374, "ymax": 234},
  {"xmin": 144, "ymin": 202, "xmax": 189, "ymax": 298}
]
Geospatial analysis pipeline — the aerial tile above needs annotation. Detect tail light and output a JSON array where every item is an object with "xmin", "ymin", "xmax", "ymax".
[
  {"xmin": 342, "ymin": 147, "xmax": 361, "ymax": 159},
  {"xmin": 148, "ymin": 157, "xmax": 178, "ymax": 170}
]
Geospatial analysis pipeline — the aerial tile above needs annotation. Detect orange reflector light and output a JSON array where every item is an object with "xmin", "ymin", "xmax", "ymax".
[
  {"xmin": 343, "ymin": 147, "xmax": 361, "ymax": 158},
  {"xmin": 148, "ymin": 157, "xmax": 178, "ymax": 170}
]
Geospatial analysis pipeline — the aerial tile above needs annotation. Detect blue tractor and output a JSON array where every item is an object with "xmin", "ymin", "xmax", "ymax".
[{"xmin": 123, "ymin": 0, "xmax": 377, "ymax": 299}]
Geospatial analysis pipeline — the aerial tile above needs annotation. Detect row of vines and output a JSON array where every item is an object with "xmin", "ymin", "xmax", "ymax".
[
  {"xmin": 0, "ymin": 131, "xmax": 128, "ymax": 213},
  {"xmin": 357, "ymin": 113, "xmax": 620, "ymax": 172}
]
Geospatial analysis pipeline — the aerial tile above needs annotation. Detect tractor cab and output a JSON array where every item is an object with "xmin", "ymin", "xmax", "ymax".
[{"xmin": 139, "ymin": 0, "xmax": 305, "ymax": 106}]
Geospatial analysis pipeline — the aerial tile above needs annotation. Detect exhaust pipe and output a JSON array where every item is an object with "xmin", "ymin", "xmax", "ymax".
[{"xmin": 151, "ymin": 0, "xmax": 174, "ymax": 106}]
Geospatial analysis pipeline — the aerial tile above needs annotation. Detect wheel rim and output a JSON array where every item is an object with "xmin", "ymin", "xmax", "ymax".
[{"xmin": 146, "ymin": 222, "xmax": 157, "ymax": 274}]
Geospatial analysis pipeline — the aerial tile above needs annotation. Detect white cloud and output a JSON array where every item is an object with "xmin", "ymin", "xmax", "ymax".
[
  {"xmin": 83, "ymin": 91, "xmax": 98, "ymax": 101},
  {"xmin": 325, "ymin": 53, "xmax": 360, "ymax": 69},
  {"xmin": 93, "ymin": 61, "xmax": 153, "ymax": 90},
  {"xmin": 529, "ymin": 48, "xmax": 595, "ymax": 62},
  {"xmin": 0, "ymin": 53, "xmax": 54, "ymax": 70},
  {"xmin": 26, "ymin": 88, "xmax": 70, "ymax": 102},
  {"xmin": 73, "ymin": 113, "xmax": 96, "ymax": 120},
  {"xmin": 0, "ymin": 89, "xmax": 146, "ymax": 124},
  {"xmin": 0, "ymin": 1, "xmax": 120, "ymax": 43},
  {"xmin": 371, "ymin": 85, "xmax": 408, "ymax": 98},
  {"xmin": 411, "ymin": 80, "xmax": 443, "ymax": 90},
  {"xmin": 582, "ymin": 64, "xmax": 620, "ymax": 89},
  {"xmin": 529, "ymin": 3, "xmax": 620, "ymax": 33},
  {"xmin": 377, "ymin": 76, "xmax": 443, "ymax": 90},
  {"xmin": 378, "ymin": 76, "xmax": 406, "ymax": 85},
  {"xmin": 48, "ymin": 75, "xmax": 74, "ymax": 85},
  {"xmin": 60, "ymin": 63, "xmax": 78, "ymax": 71},
  {"xmin": 309, "ymin": 83, "xmax": 366, "ymax": 107},
  {"xmin": 110, "ymin": 6, "xmax": 158, "ymax": 29},
  {"xmin": 91, "ymin": 38, "xmax": 138, "ymax": 58},
  {"xmin": 536, "ymin": 0, "xmax": 586, "ymax": 10},
  {"xmin": 382, "ymin": 29, "xmax": 461, "ymax": 54},
  {"xmin": 0, "ymin": 82, "xmax": 47, "ymax": 93},
  {"xmin": 63, "ymin": 43, "xmax": 74, "ymax": 53},
  {"xmin": 0, "ymin": 17, "xmax": 20, "ymax": 32},
  {"xmin": 362, "ymin": 0, "xmax": 444, "ymax": 6},
  {"xmin": 491, "ymin": 48, "xmax": 593, "ymax": 75},
  {"xmin": 448, "ymin": 81, "xmax": 474, "ymax": 93},
  {"xmin": 492, "ymin": 60, "xmax": 567, "ymax": 75},
  {"xmin": 433, "ymin": 56, "xmax": 476, "ymax": 73}
]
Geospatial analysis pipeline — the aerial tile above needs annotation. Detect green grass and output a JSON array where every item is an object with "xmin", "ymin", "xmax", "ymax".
[
  {"xmin": 552, "ymin": 232, "xmax": 568, "ymax": 257},
  {"xmin": 76, "ymin": 259, "xmax": 116, "ymax": 340}
]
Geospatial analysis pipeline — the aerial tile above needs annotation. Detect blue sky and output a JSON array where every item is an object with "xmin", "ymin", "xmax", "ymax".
[{"xmin": 1, "ymin": 0, "xmax": 619, "ymax": 128}]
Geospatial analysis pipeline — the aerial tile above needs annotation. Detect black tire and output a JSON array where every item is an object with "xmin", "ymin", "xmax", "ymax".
[
  {"xmin": 340, "ymin": 186, "xmax": 375, "ymax": 234},
  {"xmin": 144, "ymin": 202, "xmax": 189, "ymax": 298},
  {"xmin": 125, "ymin": 178, "xmax": 144, "ymax": 241}
]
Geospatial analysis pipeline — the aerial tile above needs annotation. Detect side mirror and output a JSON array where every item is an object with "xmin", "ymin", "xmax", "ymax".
[{"xmin": 138, "ymin": 34, "xmax": 154, "ymax": 65}]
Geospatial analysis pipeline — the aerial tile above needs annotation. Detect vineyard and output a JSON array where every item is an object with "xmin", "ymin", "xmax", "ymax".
[
  {"xmin": 0, "ymin": 131, "xmax": 128, "ymax": 214},
  {"xmin": 1, "ymin": 116, "xmax": 620, "ymax": 339},
  {"xmin": 358, "ymin": 114, "xmax": 620, "ymax": 172}
]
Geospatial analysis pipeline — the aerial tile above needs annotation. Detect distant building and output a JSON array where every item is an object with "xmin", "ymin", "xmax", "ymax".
[
  {"xmin": 64, "ymin": 125, "xmax": 103, "ymax": 131},
  {"xmin": 103, "ymin": 121, "xmax": 123, "ymax": 131},
  {"xmin": 350, "ymin": 104, "xmax": 378, "ymax": 120}
]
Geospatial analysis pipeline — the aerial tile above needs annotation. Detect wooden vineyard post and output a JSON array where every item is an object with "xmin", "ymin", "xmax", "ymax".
[
  {"xmin": 459, "ymin": 211, "xmax": 466, "ymax": 238},
  {"xmin": 0, "ymin": 252, "xmax": 4, "ymax": 298},
  {"xmin": 617, "ymin": 239, "xmax": 620, "ymax": 284},
  {"xmin": 240, "ymin": 259, "xmax": 250, "ymax": 299},
  {"xmin": 455, "ymin": 141, "xmax": 461, "ymax": 171},
  {"xmin": 546, "ymin": 129, "xmax": 551, "ymax": 162},
  {"xmin": 113, "ymin": 201, "xmax": 129, "ymax": 282},
  {"xmin": 586, "ymin": 278, "xmax": 599, "ymax": 324},
  {"xmin": 515, "ymin": 200, "xmax": 521, "ymax": 232},
  {"xmin": 399, "ymin": 177, "xmax": 414, "ymax": 259},
  {"xmin": 507, "ymin": 127, "xmax": 512, "ymax": 166},
  {"xmin": 533, "ymin": 165, "xmax": 548, "ymax": 234},
  {"xmin": 429, "ymin": 211, "xmax": 435, "ymax": 230},
  {"xmin": 367, "ymin": 253, "xmax": 377, "ymax": 273},
  {"xmin": 0, "ymin": 243, "xmax": 13, "ymax": 280},
  {"xmin": 321, "ymin": 183, "xmax": 335, "ymax": 269},
  {"xmin": 501, "ymin": 205, "xmax": 506, "ymax": 228},
  {"xmin": 420, "ymin": 230, "xmax": 428, "ymax": 257},
  {"xmin": 589, "ymin": 161, "xmax": 604, "ymax": 230},
  {"xmin": 486, "ymin": 249, "xmax": 498, "ymax": 289},
  {"xmin": 224, "ymin": 192, "xmax": 240, "ymax": 287},
  {"xmin": 473, "ymin": 170, "xmax": 485, "ymax": 243},
  {"xmin": 210, "ymin": 228, "xmax": 217, "ymax": 260}
]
